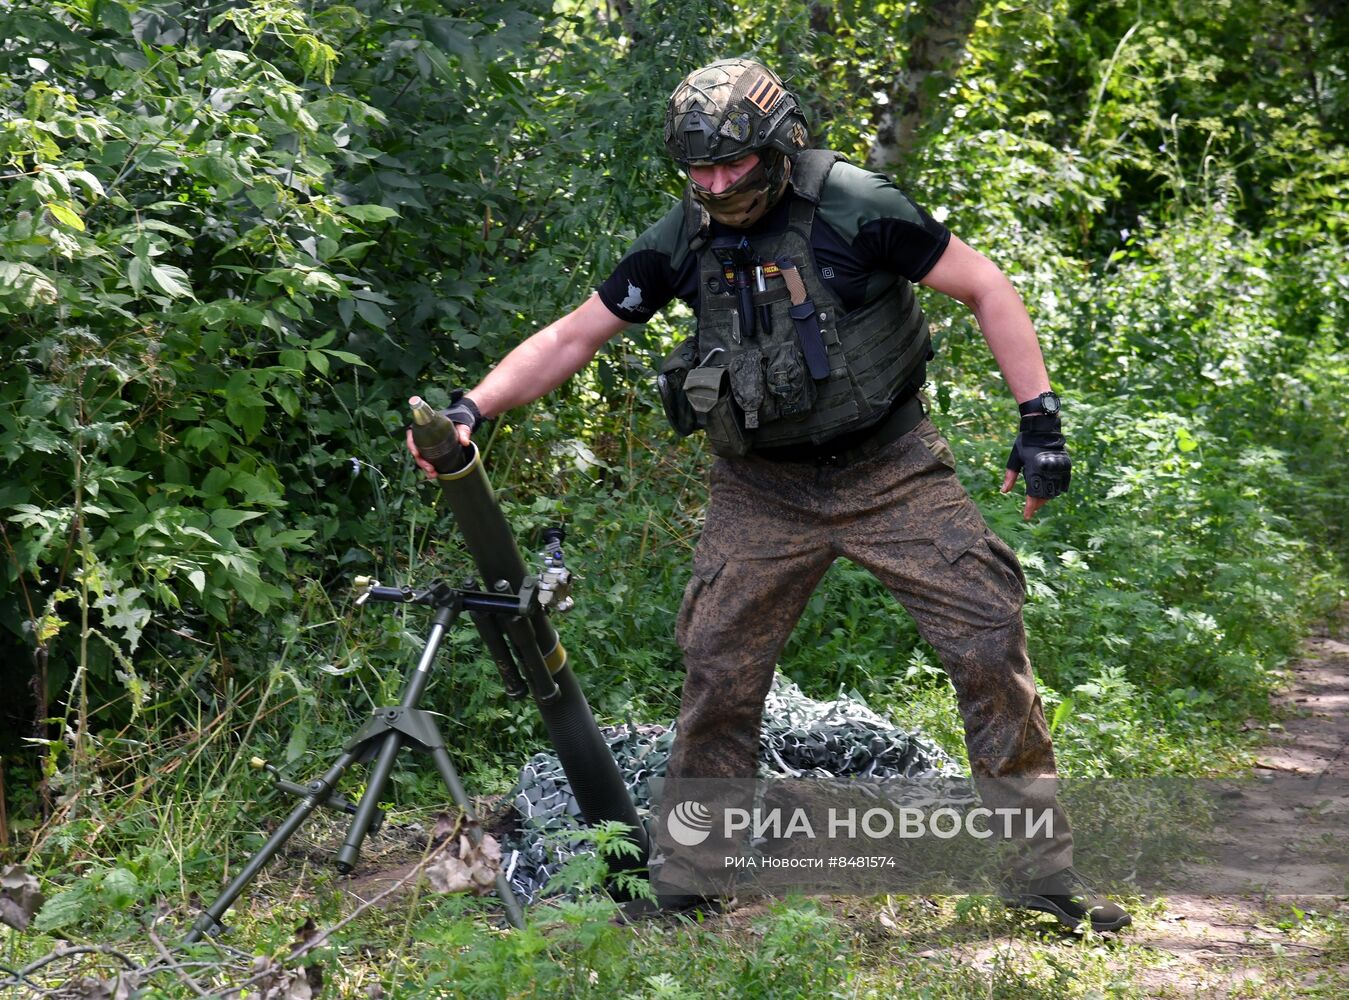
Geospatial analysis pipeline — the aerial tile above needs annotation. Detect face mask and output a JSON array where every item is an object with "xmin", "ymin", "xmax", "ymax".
[{"xmin": 689, "ymin": 159, "xmax": 791, "ymax": 228}]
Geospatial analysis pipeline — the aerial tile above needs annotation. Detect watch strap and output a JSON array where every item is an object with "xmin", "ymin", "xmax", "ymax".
[{"xmin": 1018, "ymin": 391, "xmax": 1060, "ymax": 416}]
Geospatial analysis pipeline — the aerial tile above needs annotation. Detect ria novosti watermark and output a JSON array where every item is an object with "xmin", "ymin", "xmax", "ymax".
[
  {"xmin": 650, "ymin": 776, "xmax": 1349, "ymax": 897},
  {"xmin": 667, "ymin": 800, "xmax": 1055, "ymax": 846}
]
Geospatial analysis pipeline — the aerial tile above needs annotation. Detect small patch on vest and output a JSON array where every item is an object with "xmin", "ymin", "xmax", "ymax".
[
  {"xmin": 619, "ymin": 281, "xmax": 644, "ymax": 312},
  {"xmin": 821, "ymin": 266, "xmax": 836, "ymax": 279}
]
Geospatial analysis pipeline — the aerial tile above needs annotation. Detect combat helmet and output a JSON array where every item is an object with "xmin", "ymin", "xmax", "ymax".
[{"xmin": 664, "ymin": 58, "xmax": 811, "ymax": 227}]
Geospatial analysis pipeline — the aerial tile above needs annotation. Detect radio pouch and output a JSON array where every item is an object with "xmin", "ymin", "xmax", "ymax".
[
  {"xmin": 684, "ymin": 365, "xmax": 751, "ymax": 457},
  {"xmin": 657, "ymin": 336, "xmax": 699, "ymax": 437}
]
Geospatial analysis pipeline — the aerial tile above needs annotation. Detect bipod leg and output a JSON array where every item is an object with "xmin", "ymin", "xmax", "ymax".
[
  {"xmin": 331, "ymin": 602, "xmax": 458, "ymax": 874},
  {"xmin": 335, "ymin": 728, "xmax": 402, "ymax": 873},
  {"xmin": 184, "ymin": 749, "xmax": 361, "ymax": 944},
  {"xmin": 337, "ymin": 600, "xmax": 527, "ymax": 928}
]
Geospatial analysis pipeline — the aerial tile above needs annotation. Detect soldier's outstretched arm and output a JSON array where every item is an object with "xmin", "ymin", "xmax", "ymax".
[
  {"xmin": 919, "ymin": 234, "xmax": 1064, "ymax": 519},
  {"xmin": 407, "ymin": 294, "xmax": 628, "ymax": 475},
  {"xmin": 918, "ymin": 234, "xmax": 1051, "ymax": 406},
  {"xmin": 465, "ymin": 293, "xmax": 629, "ymax": 421}
]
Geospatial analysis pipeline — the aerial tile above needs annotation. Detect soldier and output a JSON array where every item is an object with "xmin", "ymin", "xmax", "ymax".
[{"xmin": 409, "ymin": 58, "xmax": 1130, "ymax": 932}]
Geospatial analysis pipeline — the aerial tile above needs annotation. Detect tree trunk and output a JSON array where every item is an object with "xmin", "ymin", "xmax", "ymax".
[
  {"xmin": 868, "ymin": 0, "xmax": 984, "ymax": 170},
  {"xmin": 607, "ymin": 0, "xmax": 642, "ymax": 43},
  {"xmin": 0, "ymin": 756, "xmax": 8, "ymax": 849}
]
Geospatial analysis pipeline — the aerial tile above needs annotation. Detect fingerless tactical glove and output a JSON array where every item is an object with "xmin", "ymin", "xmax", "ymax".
[
  {"xmin": 443, "ymin": 389, "xmax": 484, "ymax": 433},
  {"xmin": 1007, "ymin": 412, "xmax": 1071, "ymax": 499}
]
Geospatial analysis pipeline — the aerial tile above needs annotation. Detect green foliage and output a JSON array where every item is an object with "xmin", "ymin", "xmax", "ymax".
[
  {"xmin": 0, "ymin": 2, "xmax": 1346, "ymax": 992},
  {"xmin": 0, "ymin": 1, "xmax": 391, "ymax": 751},
  {"xmin": 544, "ymin": 819, "xmax": 655, "ymax": 902},
  {"xmin": 32, "ymin": 857, "xmax": 156, "ymax": 935},
  {"xmin": 411, "ymin": 895, "xmax": 846, "ymax": 999}
]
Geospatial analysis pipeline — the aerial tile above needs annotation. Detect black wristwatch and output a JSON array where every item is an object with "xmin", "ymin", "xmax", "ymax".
[{"xmin": 1018, "ymin": 391, "xmax": 1061, "ymax": 417}]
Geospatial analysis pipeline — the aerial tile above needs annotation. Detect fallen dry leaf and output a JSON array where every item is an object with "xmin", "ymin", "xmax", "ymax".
[
  {"xmin": 0, "ymin": 864, "xmax": 44, "ymax": 931},
  {"xmin": 426, "ymin": 832, "xmax": 503, "ymax": 895}
]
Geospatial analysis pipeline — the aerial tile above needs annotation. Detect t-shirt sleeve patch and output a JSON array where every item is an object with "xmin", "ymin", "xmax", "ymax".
[
  {"xmin": 598, "ymin": 250, "xmax": 672, "ymax": 322},
  {"xmin": 595, "ymin": 206, "xmax": 688, "ymax": 323}
]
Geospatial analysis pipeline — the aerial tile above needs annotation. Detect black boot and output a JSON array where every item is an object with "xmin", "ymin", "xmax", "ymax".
[
  {"xmin": 614, "ymin": 892, "xmax": 723, "ymax": 924},
  {"xmin": 1001, "ymin": 866, "xmax": 1132, "ymax": 932}
]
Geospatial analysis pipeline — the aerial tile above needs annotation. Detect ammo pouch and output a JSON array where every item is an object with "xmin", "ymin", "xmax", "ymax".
[
  {"xmin": 657, "ymin": 336, "xmax": 699, "ymax": 437},
  {"xmin": 761, "ymin": 339, "xmax": 816, "ymax": 421},
  {"xmin": 655, "ymin": 334, "xmax": 811, "ymax": 451},
  {"xmin": 684, "ymin": 365, "xmax": 751, "ymax": 457}
]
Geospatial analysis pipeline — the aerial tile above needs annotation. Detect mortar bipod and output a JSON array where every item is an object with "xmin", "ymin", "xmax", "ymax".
[{"xmin": 184, "ymin": 579, "xmax": 541, "ymax": 942}]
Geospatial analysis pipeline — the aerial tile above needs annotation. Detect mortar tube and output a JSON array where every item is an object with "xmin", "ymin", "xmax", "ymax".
[
  {"xmin": 427, "ymin": 439, "xmax": 565, "ymax": 671},
  {"xmin": 407, "ymin": 398, "xmax": 649, "ymax": 866}
]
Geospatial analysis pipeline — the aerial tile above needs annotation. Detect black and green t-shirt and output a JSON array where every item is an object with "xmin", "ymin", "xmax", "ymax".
[{"xmin": 596, "ymin": 160, "xmax": 951, "ymax": 325}]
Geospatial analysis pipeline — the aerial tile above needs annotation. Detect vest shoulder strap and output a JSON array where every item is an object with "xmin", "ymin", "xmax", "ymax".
[
  {"xmin": 788, "ymin": 149, "xmax": 846, "ymax": 203},
  {"xmin": 682, "ymin": 188, "xmax": 711, "ymax": 253}
]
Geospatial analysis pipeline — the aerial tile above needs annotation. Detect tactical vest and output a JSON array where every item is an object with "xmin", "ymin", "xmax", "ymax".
[{"xmin": 658, "ymin": 150, "xmax": 931, "ymax": 457}]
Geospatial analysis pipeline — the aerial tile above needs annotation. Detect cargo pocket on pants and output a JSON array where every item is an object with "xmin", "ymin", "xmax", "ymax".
[
  {"xmin": 930, "ymin": 516, "xmax": 985, "ymax": 565},
  {"xmin": 981, "ymin": 529, "xmax": 1028, "ymax": 601},
  {"xmin": 925, "ymin": 520, "xmax": 1026, "ymax": 630},
  {"xmin": 675, "ymin": 551, "xmax": 727, "ymax": 654}
]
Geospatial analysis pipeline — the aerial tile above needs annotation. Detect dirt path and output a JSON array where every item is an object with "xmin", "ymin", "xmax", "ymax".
[
  {"xmin": 784, "ymin": 606, "xmax": 1349, "ymax": 998},
  {"xmin": 1255, "ymin": 613, "xmax": 1349, "ymax": 781},
  {"xmin": 1116, "ymin": 606, "xmax": 1349, "ymax": 996}
]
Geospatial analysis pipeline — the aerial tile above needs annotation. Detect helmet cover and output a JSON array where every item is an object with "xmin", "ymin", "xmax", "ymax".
[
  {"xmin": 664, "ymin": 57, "xmax": 810, "ymax": 166},
  {"xmin": 665, "ymin": 58, "xmax": 811, "ymax": 226}
]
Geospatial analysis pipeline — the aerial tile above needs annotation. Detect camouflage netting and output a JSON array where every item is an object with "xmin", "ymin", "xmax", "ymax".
[{"xmin": 501, "ymin": 673, "xmax": 967, "ymax": 902}]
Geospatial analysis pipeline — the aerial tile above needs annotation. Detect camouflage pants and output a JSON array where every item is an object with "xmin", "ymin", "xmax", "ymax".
[{"xmin": 663, "ymin": 416, "xmax": 1073, "ymax": 877}]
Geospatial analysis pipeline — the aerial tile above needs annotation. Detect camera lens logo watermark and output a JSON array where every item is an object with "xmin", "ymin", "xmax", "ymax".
[{"xmin": 666, "ymin": 800, "xmax": 715, "ymax": 846}]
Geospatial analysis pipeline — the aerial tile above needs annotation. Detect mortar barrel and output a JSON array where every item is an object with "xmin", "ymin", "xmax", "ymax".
[{"xmin": 407, "ymin": 397, "xmax": 648, "ymax": 863}]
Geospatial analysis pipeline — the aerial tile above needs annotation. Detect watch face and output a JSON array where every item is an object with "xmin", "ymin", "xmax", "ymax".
[{"xmin": 1040, "ymin": 392, "xmax": 1061, "ymax": 415}]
